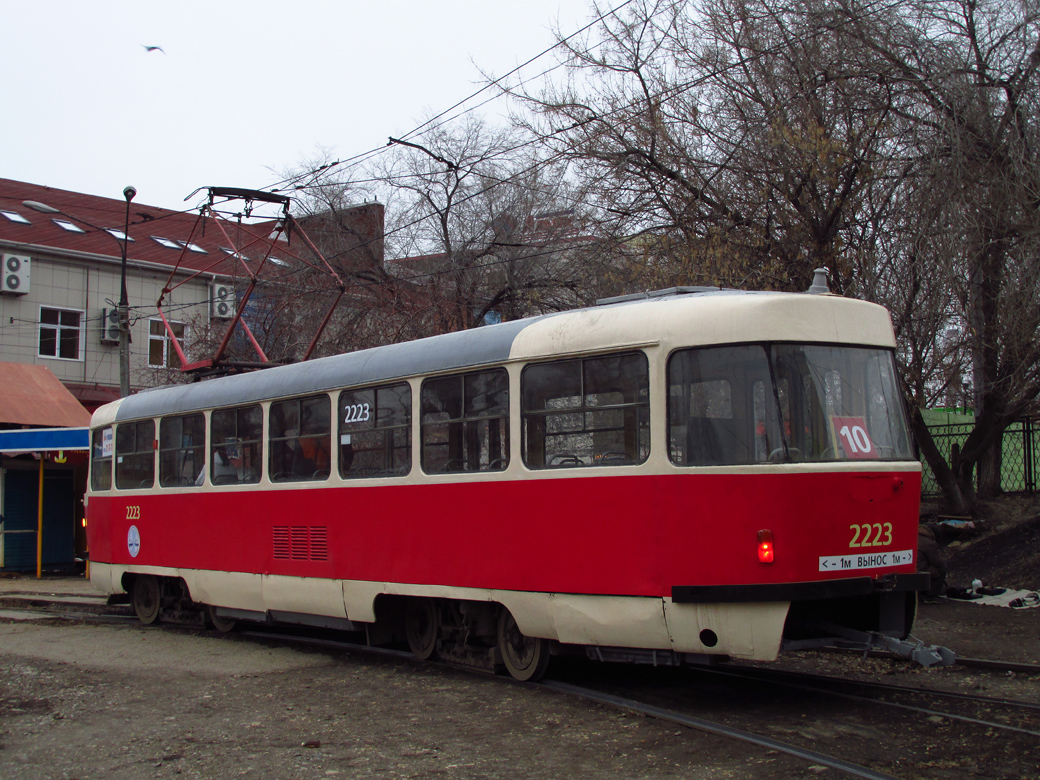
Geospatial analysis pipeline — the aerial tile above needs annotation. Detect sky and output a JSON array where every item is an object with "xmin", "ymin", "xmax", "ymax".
[{"xmin": 3, "ymin": 1, "xmax": 597, "ymax": 214}]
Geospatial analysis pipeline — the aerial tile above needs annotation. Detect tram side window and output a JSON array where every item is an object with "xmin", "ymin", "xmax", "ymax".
[
  {"xmin": 421, "ymin": 369, "xmax": 508, "ymax": 473},
  {"xmin": 522, "ymin": 352, "xmax": 649, "ymax": 469},
  {"xmin": 115, "ymin": 420, "xmax": 156, "ymax": 490},
  {"xmin": 210, "ymin": 405, "xmax": 263, "ymax": 485},
  {"xmin": 339, "ymin": 383, "xmax": 411, "ymax": 478},
  {"xmin": 90, "ymin": 427, "xmax": 113, "ymax": 491},
  {"xmin": 159, "ymin": 413, "xmax": 206, "ymax": 487},
  {"xmin": 270, "ymin": 395, "xmax": 332, "ymax": 482},
  {"xmin": 668, "ymin": 346, "xmax": 778, "ymax": 466}
]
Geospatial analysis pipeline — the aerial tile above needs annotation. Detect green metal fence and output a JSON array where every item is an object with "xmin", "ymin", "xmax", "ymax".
[{"xmin": 920, "ymin": 417, "xmax": 1038, "ymax": 498}]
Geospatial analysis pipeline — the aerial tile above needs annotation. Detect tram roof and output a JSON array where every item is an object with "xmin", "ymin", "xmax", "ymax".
[
  {"xmin": 104, "ymin": 290, "xmax": 894, "ymax": 423},
  {"xmin": 109, "ymin": 312, "xmax": 548, "ymax": 423}
]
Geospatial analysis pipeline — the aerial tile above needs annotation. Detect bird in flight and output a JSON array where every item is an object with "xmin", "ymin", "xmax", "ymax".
[{"xmin": 142, "ymin": 45, "xmax": 165, "ymax": 54}]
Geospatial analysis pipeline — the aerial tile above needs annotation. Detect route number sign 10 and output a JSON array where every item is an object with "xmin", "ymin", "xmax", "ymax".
[{"xmin": 831, "ymin": 416, "xmax": 874, "ymax": 459}]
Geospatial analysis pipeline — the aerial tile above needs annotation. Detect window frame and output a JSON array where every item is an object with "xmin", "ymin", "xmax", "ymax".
[
  {"xmin": 521, "ymin": 351, "xmax": 650, "ymax": 470},
  {"xmin": 159, "ymin": 412, "xmax": 206, "ymax": 487},
  {"xmin": 0, "ymin": 209, "xmax": 31, "ymax": 224},
  {"xmin": 90, "ymin": 427, "xmax": 114, "ymax": 491},
  {"xmin": 114, "ymin": 420, "xmax": 156, "ymax": 490},
  {"xmin": 269, "ymin": 394, "xmax": 332, "ymax": 483},
  {"xmin": 338, "ymin": 382, "xmax": 412, "ymax": 479},
  {"xmin": 210, "ymin": 404, "xmax": 264, "ymax": 486},
  {"xmin": 148, "ymin": 318, "xmax": 187, "ymax": 368},
  {"xmin": 666, "ymin": 342, "xmax": 913, "ymax": 466},
  {"xmin": 420, "ymin": 368, "xmax": 509, "ymax": 474},
  {"xmin": 38, "ymin": 306, "xmax": 84, "ymax": 361}
]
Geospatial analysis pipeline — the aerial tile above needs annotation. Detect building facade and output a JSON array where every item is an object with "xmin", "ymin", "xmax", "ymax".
[
  {"xmin": 0, "ymin": 179, "xmax": 245, "ymax": 407},
  {"xmin": 0, "ymin": 178, "xmax": 245, "ymax": 571}
]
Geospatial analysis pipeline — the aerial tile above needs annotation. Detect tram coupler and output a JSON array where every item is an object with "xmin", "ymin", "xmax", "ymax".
[{"xmin": 787, "ymin": 622, "xmax": 956, "ymax": 667}]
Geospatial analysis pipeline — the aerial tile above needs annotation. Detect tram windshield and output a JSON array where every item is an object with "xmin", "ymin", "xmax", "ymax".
[{"xmin": 667, "ymin": 344, "xmax": 912, "ymax": 465}]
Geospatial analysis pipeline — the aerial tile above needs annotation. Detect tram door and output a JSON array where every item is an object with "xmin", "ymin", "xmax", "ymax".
[{"xmin": 0, "ymin": 467, "xmax": 75, "ymax": 571}]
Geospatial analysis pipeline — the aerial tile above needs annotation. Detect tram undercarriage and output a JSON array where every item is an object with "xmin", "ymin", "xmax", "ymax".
[{"xmin": 115, "ymin": 568, "xmax": 952, "ymax": 683}]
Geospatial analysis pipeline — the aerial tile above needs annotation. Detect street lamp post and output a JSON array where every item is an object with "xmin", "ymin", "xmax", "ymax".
[
  {"xmin": 118, "ymin": 186, "xmax": 136, "ymax": 397},
  {"xmin": 24, "ymin": 187, "xmax": 137, "ymax": 397}
]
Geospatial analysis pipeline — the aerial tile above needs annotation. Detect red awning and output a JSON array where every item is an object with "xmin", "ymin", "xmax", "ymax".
[{"xmin": 0, "ymin": 362, "xmax": 93, "ymax": 428}]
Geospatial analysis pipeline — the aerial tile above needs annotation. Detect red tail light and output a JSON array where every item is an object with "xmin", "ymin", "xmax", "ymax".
[{"xmin": 757, "ymin": 529, "xmax": 774, "ymax": 563}]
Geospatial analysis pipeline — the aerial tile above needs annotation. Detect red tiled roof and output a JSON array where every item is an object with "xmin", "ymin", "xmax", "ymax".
[
  {"xmin": 0, "ymin": 362, "xmax": 92, "ymax": 427},
  {"xmin": 0, "ymin": 178, "xmax": 293, "ymax": 276}
]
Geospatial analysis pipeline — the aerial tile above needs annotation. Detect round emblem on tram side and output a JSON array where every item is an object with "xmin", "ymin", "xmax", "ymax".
[{"xmin": 127, "ymin": 525, "xmax": 141, "ymax": 558}]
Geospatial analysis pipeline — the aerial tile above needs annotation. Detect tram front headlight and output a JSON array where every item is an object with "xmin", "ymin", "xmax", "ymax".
[{"xmin": 757, "ymin": 529, "xmax": 775, "ymax": 564}]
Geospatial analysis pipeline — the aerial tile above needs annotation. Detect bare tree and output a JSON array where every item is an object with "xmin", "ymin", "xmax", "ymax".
[
  {"xmin": 826, "ymin": 0, "xmax": 1040, "ymax": 511},
  {"xmin": 375, "ymin": 116, "xmax": 598, "ymax": 331},
  {"xmin": 247, "ymin": 151, "xmax": 424, "ymax": 358},
  {"xmin": 513, "ymin": 0, "xmax": 1039, "ymax": 512},
  {"xmin": 512, "ymin": 0, "xmax": 921, "ymax": 293}
]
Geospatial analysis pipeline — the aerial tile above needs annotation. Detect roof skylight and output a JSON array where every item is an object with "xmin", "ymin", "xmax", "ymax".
[
  {"xmin": 1, "ymin": 210, "xmax": 31, "ymax": 224},
  {"xmin": 104, "ymin": 229, "xmax": 134, "ymax": 242},
  {"xmin": 151, "ymin": 236, "xmax": 181, "ymax": 249},
  {"xmin": 53, "ymin": 219, "xmax": 86, "ymax": 233},
  {"xmin": 179, "ymin": 241, "xmax": 207, "ymax": 254}
]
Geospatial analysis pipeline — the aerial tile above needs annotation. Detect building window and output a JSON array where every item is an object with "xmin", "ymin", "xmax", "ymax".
[
  {"xmin": 39, "ymin": 307, "xmax": 83, "ymax": 360},
  {"xmin": 53, "ymin": 219, "xmax": 86, "ymax": 233},
  {"xmin": 149, "ymin": 319, "xmax": 186, "ymax": 368},
  {"xmin": 0, "ymin": 209, "xmax": 31, "ymax": 224}
]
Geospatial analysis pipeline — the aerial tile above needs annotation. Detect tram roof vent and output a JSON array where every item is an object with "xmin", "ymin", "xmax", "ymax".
[
  {"xmin": 807, "ymin": 268, "xmax": 831, "ymax": 294},
  {"xmin": 595, "ymin": 286, "xmax": 721, "ymax": 306}
]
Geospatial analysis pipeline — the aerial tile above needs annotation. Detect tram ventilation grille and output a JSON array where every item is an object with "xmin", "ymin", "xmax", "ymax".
[{"xmin": 273, "ymin": 526, "xmax": 328, "ymax": 561}]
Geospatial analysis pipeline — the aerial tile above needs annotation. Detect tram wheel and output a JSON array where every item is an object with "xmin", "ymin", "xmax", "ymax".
[
  {"xmin": 497, "ymin": 607, "xmax": 550, "ymax": 682},
  {"xmin": 132, "ymin": 575, "xmax": 161, "ymax": 625},
  {"xmin": 206, "ymin": 604, "xmax": 237, "ymax": 633},
  {"xmin": 405, "ymin": 598, "xmax": 439, "ymax": 660}
]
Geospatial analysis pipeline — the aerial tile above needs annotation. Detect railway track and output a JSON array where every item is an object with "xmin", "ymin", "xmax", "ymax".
[
  {"xmin": 714, "ymin": 664, "xmax": 1040, "ymax": 734},
  {"xmin": 545, "ymin": 658, "xmax": 1040, "ymax": 779},
  {"xmin": 4, "ymin": 596, "xmax": 1037, "ymax": 779}
]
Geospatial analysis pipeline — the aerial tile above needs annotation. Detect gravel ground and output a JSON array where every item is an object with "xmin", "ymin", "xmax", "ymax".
[
  {"xmin": 1, "ymin": 591, "xmax": 1038, "ymax": 780},
  {"xmin": 1, "ymin": 495, "xmax": 1037, "ymax": 780},
  {"xmin": 0, "ymin": 619, "xmax": 818, "ymax": 780}
]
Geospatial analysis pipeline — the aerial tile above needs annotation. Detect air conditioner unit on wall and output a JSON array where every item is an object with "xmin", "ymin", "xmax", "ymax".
[
  {"xmin": 210, "ymin": 281, "xmax": 234, "ymax": 319},
  {"xmin": 1, "ymin": 253, "xmax": 30, "ymax": 294},
  {"xmin": 100, "ymin": 308, "xmax": 121, "ymax": 345}
]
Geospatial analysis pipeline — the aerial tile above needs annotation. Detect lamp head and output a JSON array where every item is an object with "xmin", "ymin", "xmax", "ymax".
[
  {"xmin": 123, "ymin": 186, "xmax": 137, "ymax": 202},
  {"xmin": 22, "ymin": 200, "xmax": 60, "ymax": 214}
]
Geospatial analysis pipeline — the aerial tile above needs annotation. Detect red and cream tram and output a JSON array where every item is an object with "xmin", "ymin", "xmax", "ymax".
[{"xmin": 85, "ymin": 286, "xmax": 927, "ymax": 680}]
